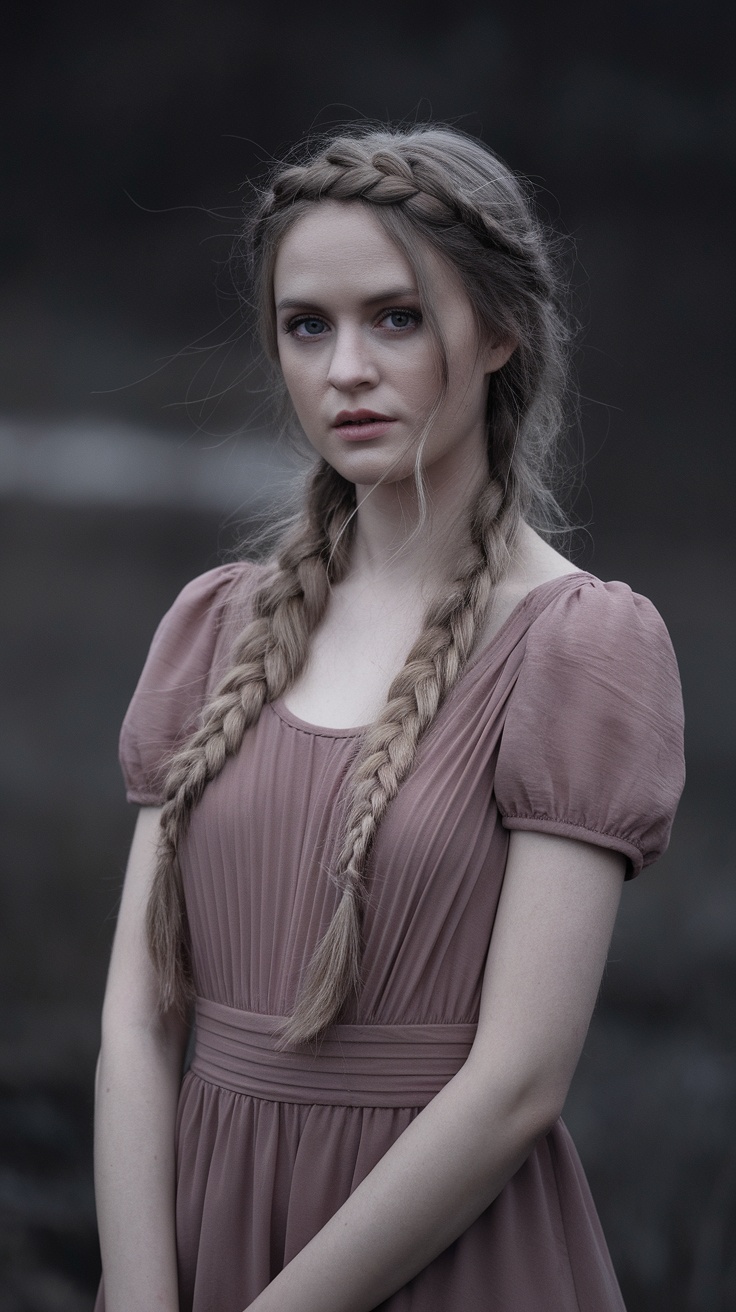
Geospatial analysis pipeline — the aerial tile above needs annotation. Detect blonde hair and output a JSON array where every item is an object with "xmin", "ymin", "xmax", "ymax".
[{"xmin": 147, "ymin": 124, "xmax": 571, "ymax": 1046}]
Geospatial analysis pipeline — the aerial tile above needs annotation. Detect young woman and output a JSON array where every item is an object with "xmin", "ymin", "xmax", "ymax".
[{"xmin": 93, "ymin": 125, "xmax": 685, "ymax": 1311}]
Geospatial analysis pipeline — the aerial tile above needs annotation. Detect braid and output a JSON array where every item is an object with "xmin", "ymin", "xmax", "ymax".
[
  {"xmin": 258, "ymin": 140, "xmax": 549, "ymax": 295},
  {"xmin": 147, "ymin": 124, "xmax": 569, "ymax": 1042},
  {"xmin": 275, "ymin": 480, "xmax": 519, "ymax": 1048},
  {"xmin": 146, "ymin": 460, "xmax": 356, "ymax": 1011}
]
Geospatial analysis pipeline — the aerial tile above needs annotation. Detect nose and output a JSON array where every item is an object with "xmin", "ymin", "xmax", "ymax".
[{"xmin": 326, "ymin": 325, "xmax": 379, "ymax": 393}]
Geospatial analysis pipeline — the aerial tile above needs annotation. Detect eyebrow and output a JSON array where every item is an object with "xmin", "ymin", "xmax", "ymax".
[{"xmin": 275, "ymin": 286, "xmax": 420, "ymax": 312}]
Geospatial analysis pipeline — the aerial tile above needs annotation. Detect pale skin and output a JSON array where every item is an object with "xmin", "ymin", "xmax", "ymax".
[{"xmin": 94, "ymin": 201, "xmax": 626, "ymax": 1310}]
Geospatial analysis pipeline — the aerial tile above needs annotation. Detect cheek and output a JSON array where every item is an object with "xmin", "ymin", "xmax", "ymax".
[
  {"xmin": 279, "ymin": 354, "xmax": 314, "ymax": 412},
  {"xmin": 280, "ymin": 363, "xmax": 329, "ymax": 447},
  {"xmin": 396, "ymin": 345, "xmax": 443, "ymax": 408}
]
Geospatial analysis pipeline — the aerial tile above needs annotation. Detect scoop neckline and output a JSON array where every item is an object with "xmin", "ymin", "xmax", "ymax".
[{"xmin": 270, "ymin": 569, "xmax": 595, "ymax": 738}]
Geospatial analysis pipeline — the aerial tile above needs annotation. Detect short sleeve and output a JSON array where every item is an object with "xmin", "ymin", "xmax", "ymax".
[
  {"xmin": 494, "ymin": 578, "xmax": 685, "ymax": 876},
  {"xmin": 119, "ymin": 562, "xmax": 256, "ymax": 805}
]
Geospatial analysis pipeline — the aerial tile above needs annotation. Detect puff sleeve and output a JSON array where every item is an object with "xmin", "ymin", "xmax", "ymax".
[
  {"xmin": 494, "ymin": 578, "xmax": 685, "ymax": 876},
  {"xmin": 119, "ymin": 562, "xmax": 253, "ymax": 805}
]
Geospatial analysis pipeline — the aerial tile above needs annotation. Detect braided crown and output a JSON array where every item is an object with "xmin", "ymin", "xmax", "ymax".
[{"xmin": 254, "ymin": 135, "xmax": 546, "ymax": 288}]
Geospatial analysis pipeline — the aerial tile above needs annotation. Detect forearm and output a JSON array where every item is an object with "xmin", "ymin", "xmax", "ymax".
[
  {"xmin": 94, "ymin": 1023, "xmax": 184, "ymax": 1312},
  {"xmin": 245, "ymin": 1060, "xmax": 554, "ymax": 1312}
]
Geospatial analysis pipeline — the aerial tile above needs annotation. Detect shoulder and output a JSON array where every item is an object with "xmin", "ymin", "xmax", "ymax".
[
  {"xmin": 521, "ymin": 573, "xmax": 685, "ymax": 759},
  {"xmin": 141, "ymin": 559, "xmax": 271, "ymax": 674},
  {"xmin": 507, "ymin": 525, "xmax": 675, "ymax": 654},
  {"xmin": 494, "ymin": 571, "xmax": 685, "ymax": 876},
  {"xmin": 154, "ymin": 559, "xmax": 264, "ymax": 641},
  {"xmin": 482, "ymin": 522, "xmax": 584, "ymax": 643},
  {"xmin": 527, "ymin": 573, "xmax": 682, "ymax": 692},
  {"xmin": 118, "ymin": 559, "xmax": 267, "ymax": 805},
  {"xmin": 134, "ymin": 557, "xmax": 272, "ymax": 712}
]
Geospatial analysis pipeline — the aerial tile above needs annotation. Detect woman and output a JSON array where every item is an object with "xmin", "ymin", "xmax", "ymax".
[{"xmin": 94, "ymin": 125, "xmax": 685, "ymax": 1310}]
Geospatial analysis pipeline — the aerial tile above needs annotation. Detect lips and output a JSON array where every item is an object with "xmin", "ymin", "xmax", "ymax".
[
  {"xmin": 331, "ymin": 409, "xmax": 397, "ymax": 442},
  {"xmin": 333, "ymin": 409, "xmax": 393, "ymax": 426}
]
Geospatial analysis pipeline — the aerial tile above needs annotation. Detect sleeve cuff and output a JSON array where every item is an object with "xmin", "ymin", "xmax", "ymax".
[{"xmin": 499, "ymin": 812, "xmax": 644, "ymax": 877}]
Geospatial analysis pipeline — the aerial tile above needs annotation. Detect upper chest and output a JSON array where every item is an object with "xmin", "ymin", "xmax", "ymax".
[
  {"xmin": 279, "ymin": 578, "xmax": 537, "ymax": 730},
  {"xmin": 281, "ymin": 582, "xmax": 429, "ymax": 728}
]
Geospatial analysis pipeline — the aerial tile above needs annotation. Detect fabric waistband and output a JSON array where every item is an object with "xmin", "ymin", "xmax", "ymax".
[{"xmin": 190, "ymin": 997, "xmax": 477, "ymax": 1108}]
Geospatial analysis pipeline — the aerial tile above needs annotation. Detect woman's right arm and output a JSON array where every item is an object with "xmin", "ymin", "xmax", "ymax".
[{"xmin": 94, "ymin": 806, "xmax": 189, "ymax": 1312}]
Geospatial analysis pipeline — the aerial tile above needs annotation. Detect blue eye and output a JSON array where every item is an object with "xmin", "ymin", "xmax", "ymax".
[
  {"xmin": 290, "ymin": 316, "xmax": 328, "ymax": 337},
  {"xmin": 382, "ymin": 309, "xmax": 420, "ymax": 331}
]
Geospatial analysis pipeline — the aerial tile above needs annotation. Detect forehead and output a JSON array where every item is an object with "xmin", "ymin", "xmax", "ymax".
[{"xmin": 273, "ymin": 201, "xmax": 416, "ymax": 302}]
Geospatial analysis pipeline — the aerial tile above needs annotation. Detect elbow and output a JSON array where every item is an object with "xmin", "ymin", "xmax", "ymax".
[
  {"xmin": 100, "ymin": 980, "xmax": 189, "ymax": 1049},
  {"xmin": 522, "ymin": 1084, "xmax": 567, "ymax": 1140},
  {"xmin": 98, "ymin": 1004, "xmax": 190, "ymax": 1075},
  {"xmin": 463, "ymin": 1059, "xmax": 567, "ymax": 1147},
  {"xmin": 500, "ymin": 1077, "xmax": 565, "ymax": 1147}
]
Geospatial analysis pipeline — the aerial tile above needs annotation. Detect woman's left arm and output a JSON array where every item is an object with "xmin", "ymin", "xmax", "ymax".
[{"xmin": 245, "ymin": 830, "xmax": 626, "ymax": 1312}]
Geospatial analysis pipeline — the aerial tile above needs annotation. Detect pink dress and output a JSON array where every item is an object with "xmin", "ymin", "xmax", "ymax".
[{"xmin": 96, "ymin": 562, "xmax": 685, "ymax": 1310}]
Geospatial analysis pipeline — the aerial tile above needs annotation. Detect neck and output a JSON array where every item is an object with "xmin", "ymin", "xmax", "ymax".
[{"xmin": 350, "ymin": 447, "xmax": 489, "ymax": 592}]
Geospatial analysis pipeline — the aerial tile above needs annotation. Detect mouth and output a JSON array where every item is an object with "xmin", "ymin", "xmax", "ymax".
[{"xmin": 332, "ymin": 410, "xmax": 396, "ymax": 441}]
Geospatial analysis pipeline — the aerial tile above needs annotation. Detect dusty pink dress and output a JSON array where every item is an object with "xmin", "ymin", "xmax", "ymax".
[{"xmin": 97, "ymin": 562, "xmax": 685, "ymax": 1311}]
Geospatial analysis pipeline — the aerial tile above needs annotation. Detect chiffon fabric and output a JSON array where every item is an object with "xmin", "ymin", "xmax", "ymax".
[{"xmin": 96, "ymin": 562, "xmax": 685, "ymax": 1311}]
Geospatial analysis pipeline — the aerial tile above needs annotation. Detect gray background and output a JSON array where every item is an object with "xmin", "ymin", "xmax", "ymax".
[{"xmin": 1, "ymin": 1, "xmax": 734, "ymax": 1307}]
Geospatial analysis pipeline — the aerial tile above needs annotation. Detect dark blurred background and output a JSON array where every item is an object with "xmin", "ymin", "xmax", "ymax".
[{"xmin": 1, "ymin": 1, "xmax": 734, "ymax": 1308}]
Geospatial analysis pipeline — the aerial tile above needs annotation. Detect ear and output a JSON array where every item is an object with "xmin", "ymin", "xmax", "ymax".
[{"xmin": 485, "ymin": 334, "xmax": 517, "ymax": 376}]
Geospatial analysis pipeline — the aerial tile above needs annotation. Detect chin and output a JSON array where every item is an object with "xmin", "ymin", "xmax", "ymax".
[
  {"xmin": 337, "ymin": 455, "xmax": 420, "ymax": 490},
  {"xmin": 308, "ymin": 439, "xmax": 413, "ymax": 486}
]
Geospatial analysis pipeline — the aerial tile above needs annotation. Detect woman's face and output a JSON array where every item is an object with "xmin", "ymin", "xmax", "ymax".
[{"xmin": 272, "ymin": 201, "xmax": 514, "ymax": 491}]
